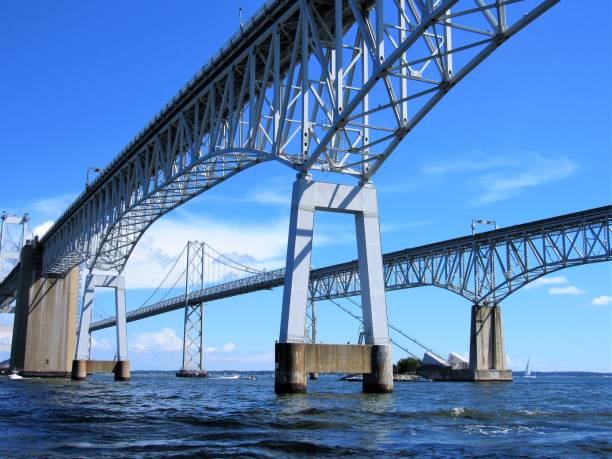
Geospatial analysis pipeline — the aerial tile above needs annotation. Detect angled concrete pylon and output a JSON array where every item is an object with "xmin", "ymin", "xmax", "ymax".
[
  {"xmin": 72, "ymin": 274, "xmax": 129, "ymax": 381},
  {"xmin": 276, "ymin": 177, "xmax": 393, "ymax": 394}
]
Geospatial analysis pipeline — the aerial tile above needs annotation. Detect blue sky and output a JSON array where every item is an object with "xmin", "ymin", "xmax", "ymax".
[{"xmin": 0, "ymin": 1, "xmax": 610, "ymax": 372}]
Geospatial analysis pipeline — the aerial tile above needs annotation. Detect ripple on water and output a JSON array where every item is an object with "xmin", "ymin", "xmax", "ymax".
[{"xmin": 0, "ymin": 373, "xmax": 610, "ymax": 458}]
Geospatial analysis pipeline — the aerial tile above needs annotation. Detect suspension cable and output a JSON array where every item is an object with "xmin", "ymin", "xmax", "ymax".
[
  {"xmin": 344, "ymin": 296, "xmax": 446, "ymax": 361},
  {"xmin": 325, "ymin": 297, "xmax": 419, "ymax": 358},
  {"xmin": 138, "ymin": 243, "xmax": 189, "ymax": 309}
]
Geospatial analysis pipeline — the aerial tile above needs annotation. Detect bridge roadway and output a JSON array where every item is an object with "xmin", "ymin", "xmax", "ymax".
[{"xmin": 89, "ymin": 205, "xmax": 612, "ymax": 332}]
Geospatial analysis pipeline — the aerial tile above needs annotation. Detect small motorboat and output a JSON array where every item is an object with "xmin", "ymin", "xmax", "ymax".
[
  {"xmin": 8, "ymin": 371, "xmax": 23, "ymax": 380},
  {"xmin": 218, "ymin": 374, "xmax": 240, "ymax": 380}
]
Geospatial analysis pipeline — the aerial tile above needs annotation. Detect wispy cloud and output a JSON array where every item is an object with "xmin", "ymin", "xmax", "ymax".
[
  {"xmin": 591, "ymin": 295, "xmax": 612, "ymax": 306},
  {"xmin": 29, "ymin": 193, "xmax": 76, "ymax": 219},
  {"xmin": 383, "ymin": 151, "xmax": 578, "ymax": 206},
  {"xmin": 468, "ymin": 154, "xmax": 577, "ymax": 206},
  {"xmin": 548, "ymin": 285, "xmax": 585, "ymax": 296}
]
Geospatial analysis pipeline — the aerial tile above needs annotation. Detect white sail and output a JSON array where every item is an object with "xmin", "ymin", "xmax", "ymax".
[
  {"xmin": 525, "ymin": 359, "xmax": 531, "ymax": 376},
  {"xmin": 524, "ymin": 358, "xmax": 535, "ymax": 377}
]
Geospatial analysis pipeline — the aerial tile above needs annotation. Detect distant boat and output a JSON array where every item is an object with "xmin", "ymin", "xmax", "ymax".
[
  {"xmin": 218, "ymin": 374, "xmax": 240, "ymax": 380},
  {"xmin": 524, "ymin": 358, "xmax": 536, "ymax": 378}
]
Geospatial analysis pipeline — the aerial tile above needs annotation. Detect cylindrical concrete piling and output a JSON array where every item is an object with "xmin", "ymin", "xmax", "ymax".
[
  {"xmin": 114, "ymin": 360, "xmax": 130, "ymax": 381},
  {"xmin": 71, "ymin": 359, "xmax": 87, "ymax": 381},
  {"xmin": 274, "ymin": 342, "xmax": 306, "ymax": 394},
  {"xmin": 363, "ymin": 344, "xmax": 393, "ymax": 393}
]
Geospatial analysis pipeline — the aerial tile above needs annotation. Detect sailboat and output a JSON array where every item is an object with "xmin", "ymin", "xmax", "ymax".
[{"xmin": 524, "ymin": 358, "xmax": 536, "ymax": 378}]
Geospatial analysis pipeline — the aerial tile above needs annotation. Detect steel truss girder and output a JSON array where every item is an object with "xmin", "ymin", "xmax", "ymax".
[
  {"xmin": 309, "ymin": 207, "xmax": 612, "ymax": 304},
  {"xmin": 89, "ymin": 206, "xmax": 612, "ymax": 331},
  {"xmin": 39, "ymin": 0, "xmax": 557, "ymax": 276}
]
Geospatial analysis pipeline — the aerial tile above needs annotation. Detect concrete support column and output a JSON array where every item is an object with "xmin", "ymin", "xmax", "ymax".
[
  {"xmin": 10, "ymin": 240, "xmax": 79, "ymax": 377},
  {"xmin": 275, "ymin": 342, "xmax": 307, "ymax": 393},
  {"xmin": 469, "ymin": 303, "xmax": 512, "ymax": 381},
  {"xmin": 276, "ymin": 178, "xmax": 392, "ymax": 393},
  {"xmin": 363, "ymin": 344, "xmax": 393, "ymax": 393},
  {"xmin": 73, "ymin": 274, "xmax": 129, "ymax": 381}
]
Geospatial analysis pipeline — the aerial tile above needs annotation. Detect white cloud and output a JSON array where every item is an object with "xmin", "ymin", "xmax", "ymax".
[
  {"xmin": 32, "ymin": 220, "xmax": 54, "ymax": 238},
  {"xmin": 131, "ymin": 327, "xmax": 182, "ymax": 353},
  {"xmin": 548, "ymin": 286, "xmax": 585, "ymax": 296},
  {"xmin": 206, "ymin": 342, "xmax": 237, "ymax": 354},
  {"xmin": 591, "ymin": 295, "xmax": 612, "ymax": 306},
  {"xmin": 91, "ymin": 337, "xmax": 112, "ymax": 351},
  {"xmin": 222, "ymin": 342, "xmax": 236, "ymax": 352},
  {"xmin": 525, "ymin": 275, "xmax": 568, "ymax": 289},
  {"xmin": 122, "ymin": 214, "xmax": 289, "ymax": 289}
]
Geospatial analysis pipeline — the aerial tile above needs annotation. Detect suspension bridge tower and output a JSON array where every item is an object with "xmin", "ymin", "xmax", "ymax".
[
  {"xmin": 0, "ymin": 212, "xmax": 31, "ymax": 280},
  {"xmin": 176, "ymin": 241, "xmax": 208, "ymax": 377}
]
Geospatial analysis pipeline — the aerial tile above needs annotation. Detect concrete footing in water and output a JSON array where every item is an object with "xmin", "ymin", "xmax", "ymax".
[
  {"xmin": 71, "ymin": 359, "xmax": 130, "ymax": 381},
  {"xmin": 275, "ymin": 342, "xmax": 393, "ymax": 394},
  {"xmin": 176, "ymin": 369, "xmax": 209, "ymax": 378},
  {"xmin": 418, "ymin": 366, "xmax": 513, "ymax": 381},
  {"xmin": 418, "ymin": 303, "xmax": 512, "ymax": 382}
]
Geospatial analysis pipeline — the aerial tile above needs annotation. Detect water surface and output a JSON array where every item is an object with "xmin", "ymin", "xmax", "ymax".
[{"xmin": 1, "ymin": 372, "xmax": 610, "ymax": 457}]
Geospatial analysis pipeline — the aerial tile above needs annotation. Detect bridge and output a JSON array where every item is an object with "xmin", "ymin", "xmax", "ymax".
[
  {"xmin": 83, "ymin": 205, "xmax": 611, "ymax": 379},
  {"xmin": 87, "ymin": 205, "xmax": 612, "ymax": 329},
  {"xmin": 1, "ymin": 0, "xmax": 568, "ymax": 392}
]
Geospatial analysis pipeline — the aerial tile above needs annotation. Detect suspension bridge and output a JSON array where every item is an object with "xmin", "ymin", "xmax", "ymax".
[{"xmin": 4, "ymin": 0, "xmax": 603, "ymax": 392}]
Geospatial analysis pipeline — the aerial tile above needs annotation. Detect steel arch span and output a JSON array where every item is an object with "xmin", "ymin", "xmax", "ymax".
[{"xmin": 40, "ymin": 0, "xmax": 558, "ymax": 276}]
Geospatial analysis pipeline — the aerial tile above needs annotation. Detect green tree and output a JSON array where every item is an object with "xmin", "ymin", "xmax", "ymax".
[{"xmin": 395, "ymin": 357, "xmax": 422, "ymax": 374}]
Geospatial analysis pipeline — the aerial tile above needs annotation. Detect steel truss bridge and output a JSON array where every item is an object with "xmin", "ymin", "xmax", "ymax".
[
  {"xmin": 87, "ymin": 205, "xmax": 612, "ymax": 332},
  {"xmin": 26, "ymin": 0, "xmax": 558, "ymax": 277}
]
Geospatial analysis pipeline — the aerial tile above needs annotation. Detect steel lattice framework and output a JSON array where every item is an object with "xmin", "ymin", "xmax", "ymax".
[
  {"xmin": 310, "ymin": 206, "xmax": 612, "ymax": 303},
  {"xmin": 88, "ymin": 206, "xmax": 612, "ymax": 331},
  {"xmin": 37, "ymin": 0, "xmax": 557, "ymax": 276}
]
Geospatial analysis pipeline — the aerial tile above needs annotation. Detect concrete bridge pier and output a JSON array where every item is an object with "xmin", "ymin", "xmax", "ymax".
[
  {"xmin": 468, "ymin": 303, "xmax": 512, "ymax": 381},
  {"xmin": 276, "ymin": 178, "xmax": 393, "ymax": 394},
  {"xmin": 72, "ymin": 274, "xmax": 130, "ymax": 381},
  {"xmin": 10, "ymin": 240, "xmax": 80, "ymax": 377}
]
